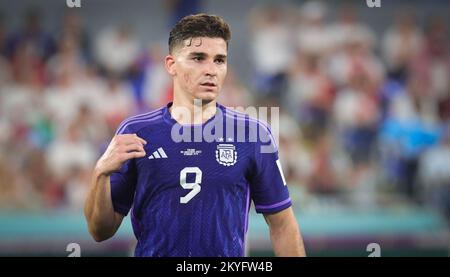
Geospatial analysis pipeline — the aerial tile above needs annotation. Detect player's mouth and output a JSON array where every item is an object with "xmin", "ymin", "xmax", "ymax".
[{"xmin": 200, "ymin": 82, "xmax": 217, "ymax": 88}]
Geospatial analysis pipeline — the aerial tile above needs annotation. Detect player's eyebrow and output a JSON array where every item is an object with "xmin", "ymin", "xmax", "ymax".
[
  {"xmin": 215, "ymin": 54, "xmax": 227, "ymax": 60},
  {"xmin": 188, "ymin": 52, "xmax": 206, "ymax": 58},
  {"xmin": 188, "ymin": 52, "xmax": 227, "ymax": 60}
]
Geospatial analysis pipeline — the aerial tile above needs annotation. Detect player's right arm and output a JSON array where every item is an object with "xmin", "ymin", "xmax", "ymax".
[{"xmin": 84, "ymin": 134, "xmax": 146, "ymax": 242}]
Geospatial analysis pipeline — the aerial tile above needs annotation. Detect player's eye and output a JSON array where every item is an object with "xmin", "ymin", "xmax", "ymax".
[
  {"xmin": 215, "ymin": 58, "xmax": 225, "ymax": 64},
  {"xmin": 192, "ymin": 56, "xmax": 203, "ymax": 62}
]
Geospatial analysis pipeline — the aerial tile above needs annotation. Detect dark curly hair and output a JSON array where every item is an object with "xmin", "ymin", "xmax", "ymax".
[{"xmin": 168, "ymin": 13, "xmax": 231, "ymax": 54}]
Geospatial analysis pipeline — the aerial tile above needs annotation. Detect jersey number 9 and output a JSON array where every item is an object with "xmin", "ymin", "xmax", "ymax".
[{"xmin": 179, "ymin": 167, "xmax": 202, "ymax": 204}]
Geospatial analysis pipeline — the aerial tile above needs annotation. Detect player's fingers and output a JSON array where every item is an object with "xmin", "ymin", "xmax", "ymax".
[
  {"xmin": 121, "ymin": 139, "xmax": 144, "ymax": 146},
  {"xmin": 123, "ymin": 150, "xmax": 146, "ymax": 160},
  {"xmin": 123, "ymin": 143, "xmax": 145, "ymax": 153},
  {"xmin": 133, "ymin": 134, "xmax": 147, "ymax": 145}
]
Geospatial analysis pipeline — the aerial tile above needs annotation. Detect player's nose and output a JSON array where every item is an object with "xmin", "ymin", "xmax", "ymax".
[{"xmin": 204, "ymin": 60, "xmax": 218, "ymax": 77}]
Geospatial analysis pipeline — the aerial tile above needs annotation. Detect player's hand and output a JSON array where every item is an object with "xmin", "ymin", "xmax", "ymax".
[{"xmin": 95, "ymin": 134, "xmax": 147, "ymax": 176}]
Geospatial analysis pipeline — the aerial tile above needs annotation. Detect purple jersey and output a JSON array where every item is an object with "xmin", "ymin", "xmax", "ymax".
[{"xmin": 110, "ymin": 102, "xmax": 291, "ymax": 257}]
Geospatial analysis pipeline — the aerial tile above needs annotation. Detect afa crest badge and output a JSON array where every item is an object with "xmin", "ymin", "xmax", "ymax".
[{"xmin": 215, "ymin": 144, "xmax": 237, "ymax": 166}]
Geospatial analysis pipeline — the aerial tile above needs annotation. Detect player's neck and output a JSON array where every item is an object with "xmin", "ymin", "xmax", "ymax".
[{"xmin": 170, "ymin": 96, "xmax": 217, "ymax": 125}]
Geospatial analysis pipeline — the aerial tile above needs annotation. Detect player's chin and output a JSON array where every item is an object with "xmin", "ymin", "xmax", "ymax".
[{"xmin": 194, "ymin": 90, "xmax": 218, "ymax": 102}]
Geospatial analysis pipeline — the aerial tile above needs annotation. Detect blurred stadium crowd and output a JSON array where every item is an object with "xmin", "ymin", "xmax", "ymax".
[{"xmin": 0, "ymin": 1, "xmax": 449, "ymax": 222}]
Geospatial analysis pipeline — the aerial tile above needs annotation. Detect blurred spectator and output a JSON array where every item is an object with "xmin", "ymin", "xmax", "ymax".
[
  {"xmin": 248, "ymin": 5, "xmax": 293, "ymax": 98},
  {"xmin": 0, "ymin": 12, "xmax": 10, "ymax": 85},
  {"xmin": 65, "ymin": 165, "xmax": 90, "ymax": 211},
  {"xmin": 59, "ymin": 11, "xmax": 92, "ymax": 62},
  {"xmin": 382, "ymin": 9, "xmax": 424, "ymax": 83},
  {"xmin": 24, "ymin": 148, "xmax": 62, "ymax": 208},
  {"xmin": 100, "ymin": 76, "xmax": 136, "ymax": 132},
  {"xmin": 277, "ymin": 112, "xmax": 305, "ymax": 186},
  {"xmin": 0, "ymin": 156, "xmax": 42, "ymax": 210},
  {"xmin": 328, "ymin": 3, "xmax": 376, "ymax": 55},
  {"xmin": 45, "ymin": 112, "xmax": 97, "ymax": 186},
  {"xmin": 333, "ymin": 63, "xmax": 381, "ymax": 189},
  {"xmin": 218, "ymin": 68, "xmax": 254, "ymax": 108},
  {"xmin": 410, "ymin": 16, "xmax": 450, "ymax": 100},
  {"xmin": 135, "ymin": 42, "xmax": 172, "ymax": 110},
  {"xmin": 71, "ymin": 103, "xmax": 109, "ymax": 147},
  {"xmin": 286, "ymin": 51, "xmax": 334, "ymax": 142},
  {"xmin": 306, "ymin": 133, "xmax": 340, "ymax": 194},
  {"xmin": 0, "ymin": 53, "xmax": 41, "ymax": 143},
  {"xmin": 295, "ymin": 1, "xmax": 331, "ymax": 56},
  {"xmin": 95, "ymin": 24, "xmax": 140, "ymax": 77},
  {"xmin": 9, "ymin": 36, "xmax": 47, "ymax": 88},
  {"xmin": 419, "ymin": 126, "xmax": 450, "ymax": 220},
  {"xmin": 380, "ymin": 75, "xmax": 441, "ymax": 200},
  {"xmin": 47, "ymin": 34, "xmax": 86, "ymax": 83},
  {"xmin": 43, "ymin": 62, "xmax": 108, "ymax": 135},
  {"xmin": 43, "ymin": 68, "xmax": 87, "ymax": 131},
  {"xmin": 5, "ymin": 7, "xmax": 56, "ymax": 62},
  {"xmin": 327, "ymin": 27, "xmax": 384, "ymax": 89}
]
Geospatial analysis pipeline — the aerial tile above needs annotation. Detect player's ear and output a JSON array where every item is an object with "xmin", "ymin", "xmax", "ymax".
[{"xmin": 165, "ymin": 54, "xmax": 176, "ymax": 76}]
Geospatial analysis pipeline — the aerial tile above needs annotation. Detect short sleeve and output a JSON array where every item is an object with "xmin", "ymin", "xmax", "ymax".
[{"xmin": 249, "ymin": 122, "xmax": 291, "ymax": 214}]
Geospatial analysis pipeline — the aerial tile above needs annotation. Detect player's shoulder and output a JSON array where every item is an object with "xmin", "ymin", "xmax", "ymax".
[
  {"xmin": 221, "ymin": 104, "xmax": 273, "ymax": 134},
  {"xmin": 221, "ymin": 104, "xmax": 278, "ymax": 153},
  {"xmin": 115, "ymin": 106, "xmax": 165, "ymax": 135}
]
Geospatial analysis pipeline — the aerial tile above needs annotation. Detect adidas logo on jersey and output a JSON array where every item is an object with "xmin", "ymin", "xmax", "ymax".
[{"xmin": 148, "ymin": 147, "xmax": 168, "ymax": 159}]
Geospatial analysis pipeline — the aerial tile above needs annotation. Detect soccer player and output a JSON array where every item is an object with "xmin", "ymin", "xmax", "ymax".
[{"xmin": 84, "ymin": 14, "xmax": 306, "ymax": 257}]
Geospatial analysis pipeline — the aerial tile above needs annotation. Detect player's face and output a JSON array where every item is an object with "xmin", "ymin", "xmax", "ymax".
[{"xmin": 166, "ymin": 37, "xmax": 228, "ymax": 102}]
